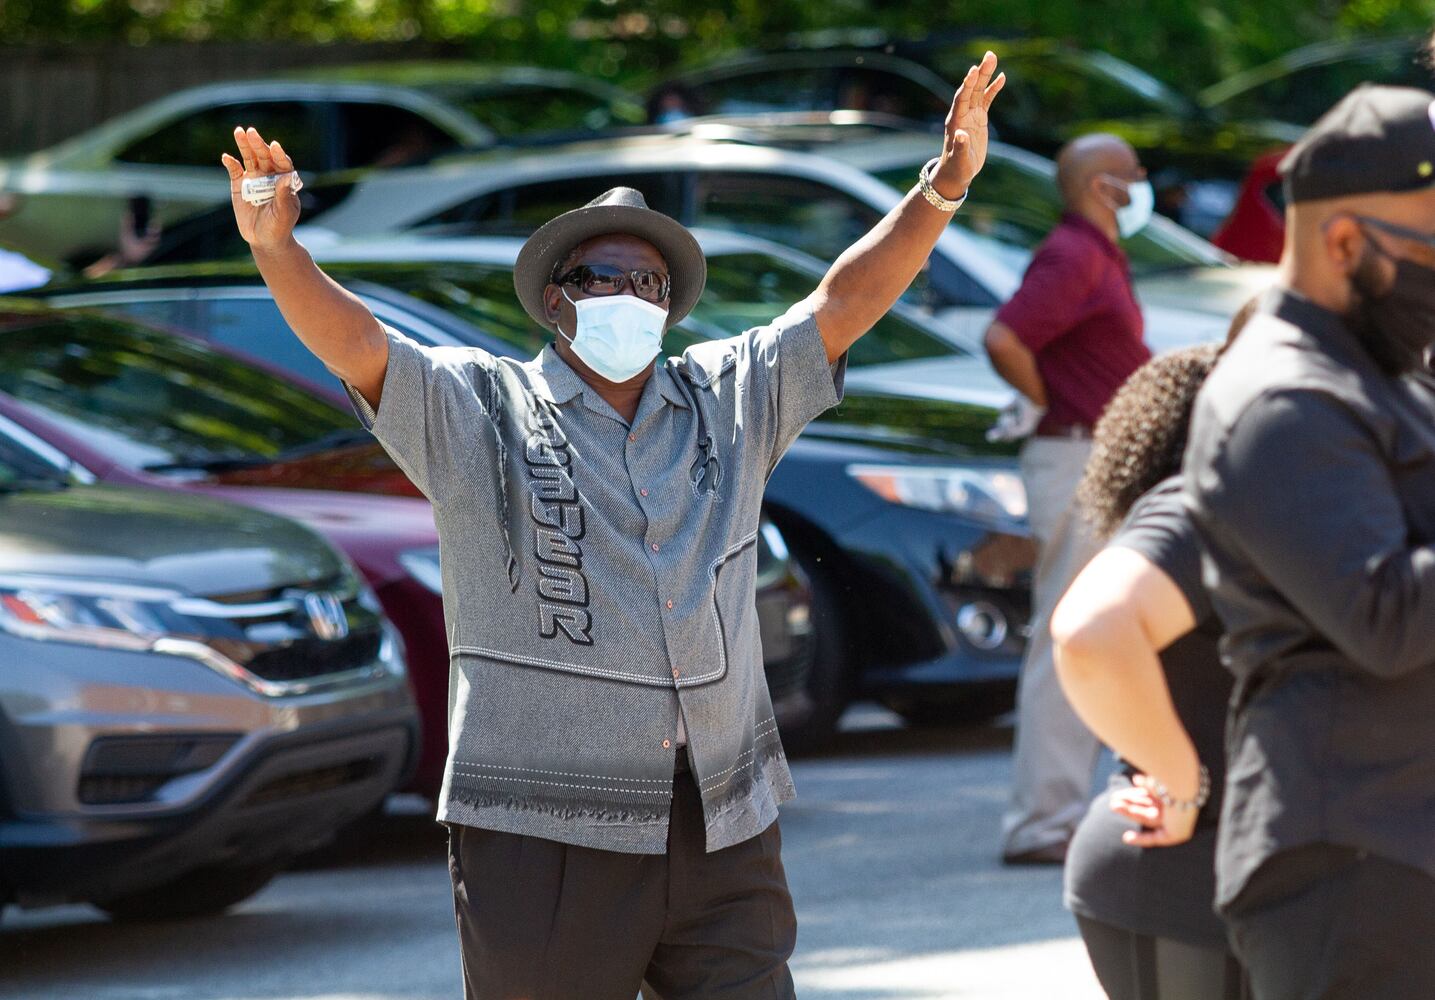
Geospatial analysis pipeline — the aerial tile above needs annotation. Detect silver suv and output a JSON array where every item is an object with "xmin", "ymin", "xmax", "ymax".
[{"xmin": 0, "ymin": 418, "xmax": 418, "ymax": 921}]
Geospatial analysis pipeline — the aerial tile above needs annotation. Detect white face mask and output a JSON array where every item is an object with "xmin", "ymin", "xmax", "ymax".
[
  {"xmin": 1107, "ymin": 177, "xmax": 1155, "ymax": 238},
  {"xmin": 557, "ymin": 288, "xmax": 669, "ymax": 383}
]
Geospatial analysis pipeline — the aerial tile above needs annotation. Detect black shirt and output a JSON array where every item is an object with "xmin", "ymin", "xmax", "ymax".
[
  {"xmin": 1184, "ymin": 288, "xmax": 1435, "ymax": 910},
  {"xmin": 1064, "ymin": 477, "xmax": 1233, "ymax": 948}
]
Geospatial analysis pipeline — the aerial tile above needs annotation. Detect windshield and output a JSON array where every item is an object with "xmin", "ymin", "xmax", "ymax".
[
  {"xmin": 872, "ymin": 153, "xmax": 1222, "ymax": 277},
  {"xmin": 353, "ymin": 254, "xmax": 962, "ymax": 367},
  {"xmin": 1212, "ymin": 44, "xmax": 1431, "ymax": 125},
  {"xmin": 0, "ymin": 315, "xmax": 356, "ymax": 473},
  {"xmin": 669, "ymin": 252, "xmax": 961, "ymax": 363},
  {"xmin": 926, "ymin": 46, "xmax": 1190, "ymax": 121}
]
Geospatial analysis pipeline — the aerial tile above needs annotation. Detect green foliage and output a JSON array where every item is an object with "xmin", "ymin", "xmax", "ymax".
[{"xmin": 3, "ymin": 0, "xmax": 1434, "ymax": 94}]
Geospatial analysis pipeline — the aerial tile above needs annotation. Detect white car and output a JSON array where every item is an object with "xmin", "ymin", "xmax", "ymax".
[
  {"xmin": 0, "ymin": 64, "xmax": 654, "ymax": 269},
  {"xmin": 284, "ymin": 127, "xmax": 1275, "ymax": 352},
  {"xmin": 0, "ymin": 79, "xmax": 490, "ymax": 265}
]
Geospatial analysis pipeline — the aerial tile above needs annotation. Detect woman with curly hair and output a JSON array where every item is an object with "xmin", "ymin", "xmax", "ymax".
[{"xmin": 1050, "ymin": 330, "xmax": 1251, "ymax": 999}]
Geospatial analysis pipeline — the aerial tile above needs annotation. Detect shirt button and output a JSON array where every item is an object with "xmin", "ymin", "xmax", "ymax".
[
  {"xmin": 666, "ymin": 599, "xmax": 674, "ymax": 610},
  {"xmin": 640, "ymin": 488, "xmax": 649, "ymax": 497},
  {"xmin": 672, "ymin": 668, "xmax": 680, "ymax": 679},
  {"xmin": 628, "ymin": 433, "xmax": 637, "ymax": 442},
  {"xmin": 662, "ymin": 739, "xmax": 671, "ymax": 749},
  {"xmin": 651, "ymin": 542, "xmax": 660, "ymax": 553}
]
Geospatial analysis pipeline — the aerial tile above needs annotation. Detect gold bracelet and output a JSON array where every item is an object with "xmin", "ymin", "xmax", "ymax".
[{"xmin": 919, "ymin": 156, "xmax": 966, "ymax": 213}]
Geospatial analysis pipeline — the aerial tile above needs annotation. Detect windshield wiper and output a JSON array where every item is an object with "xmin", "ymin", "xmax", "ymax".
[
  {"xmin": 141, "ymin": 456, "xmax": 272, "ymax": 475},
  {"xmin": 140, "ymin": 428, "xmax": 374, "ymax": 477},
  {"xmin": 1133, "ymin": 262, "xmax": 1209, "ymax": 278},
  {"xmin": 266, "ymin": 427, "xmax": 376, "ymax": 463}
]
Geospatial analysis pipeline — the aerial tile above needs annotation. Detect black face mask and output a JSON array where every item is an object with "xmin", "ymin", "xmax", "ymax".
[{"xmin": 1346, "ymin": 237, "xmax": 1435, "ymax": 375}]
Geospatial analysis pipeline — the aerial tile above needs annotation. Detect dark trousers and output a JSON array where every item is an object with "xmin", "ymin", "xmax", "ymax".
[
  {"xmin": 1076, "ymin": 915, "xmax": 1249, "ymax": 1000},
  {"xmin": 1224, "ymin": 845, "xmax": 1435, "ymax": 1000},
  {"xmin": 447, "ymin": 764, "xmax": 797, "ymax": 1000}
]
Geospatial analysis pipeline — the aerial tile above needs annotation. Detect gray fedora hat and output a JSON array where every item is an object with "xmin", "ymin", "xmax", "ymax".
[{"xmin": 513, "ymin": 187, "xmax": 707, "ymax": 332}]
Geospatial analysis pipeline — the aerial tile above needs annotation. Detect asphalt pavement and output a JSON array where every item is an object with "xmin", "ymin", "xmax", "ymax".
[{"xmin": 0, "ymin": 705, "xmax": 1106, "ymax": 1000}]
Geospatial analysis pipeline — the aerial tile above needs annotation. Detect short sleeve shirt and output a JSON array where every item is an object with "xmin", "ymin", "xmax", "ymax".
[
  {"xmin": 344, "ymin": 300, "xmax": 846, "ymax": 854},
  {"xmin": 994, "ymin": 213, "xmax": 1150, "ymax": 430},
  {"xmin": 1184, "ymin": 289, "xmax": 1435, "ymax": 908},
  {"xmin": 1063, "ymin": 477, "xmax": 1234, "ymax": 948}
]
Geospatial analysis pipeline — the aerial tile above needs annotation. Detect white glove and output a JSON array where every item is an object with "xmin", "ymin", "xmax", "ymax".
[{"xmin": 986, "ymin": 394, "xmax": 1045, "ymax": 443}]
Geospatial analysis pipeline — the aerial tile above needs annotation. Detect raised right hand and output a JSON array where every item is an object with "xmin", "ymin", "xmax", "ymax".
[{"xmin": 221, "ymin": 126, "xmax": 301, "ymax": 252}]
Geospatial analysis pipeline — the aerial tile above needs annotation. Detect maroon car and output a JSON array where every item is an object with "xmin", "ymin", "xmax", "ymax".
[
  {"xmin": 0, "ymin": 305, "xmax": 453, "ymax": 794},
  {"xmin": 0, "ymin": 303, "xmax": 819, "ymax": 788},
  {"xmin": 1209, "ymin": 148, "xmax": 1288, "ymax": 264}
]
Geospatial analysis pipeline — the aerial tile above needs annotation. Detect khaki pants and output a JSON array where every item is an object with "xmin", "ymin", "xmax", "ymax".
[{"xmin": 1001, "ymin": 436, "xmax": 1104, "ymax": 856}]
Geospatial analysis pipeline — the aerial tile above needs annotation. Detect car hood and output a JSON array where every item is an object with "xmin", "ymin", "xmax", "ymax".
[
  {"xmin": 182, "ymin": 483, "xmax": 438, "ymax": 584},
  {"xmin": 809, "ymin": 357, "xmax": 1017, "ymax": 460},
  {"xmin": 1135, "ymin": 263, "xmax": 1277, "ymax": 347},
  {"xmin": 0, "ymin": 483, "xmax": 345, "ymax": 597}
]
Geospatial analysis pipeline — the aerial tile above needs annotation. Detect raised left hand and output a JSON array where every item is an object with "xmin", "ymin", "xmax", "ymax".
[
  {"xmin": 931, "ymin": 51, "xmax": 1005, "ymax": 200},
  {"xmin": 1109, "ymin": 772, "xmax": 1199, "ymax": 848}
]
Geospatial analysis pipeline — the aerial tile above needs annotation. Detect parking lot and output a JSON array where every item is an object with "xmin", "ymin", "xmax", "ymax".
[{"xmin": 0, "ymin": 707, "xmax": 1103, "ymax": 1000}]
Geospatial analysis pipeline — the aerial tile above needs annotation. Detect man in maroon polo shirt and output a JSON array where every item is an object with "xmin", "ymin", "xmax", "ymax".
[{"xmin": 983, "ymin": 133, "xmax": 1153, "ymax": 864}]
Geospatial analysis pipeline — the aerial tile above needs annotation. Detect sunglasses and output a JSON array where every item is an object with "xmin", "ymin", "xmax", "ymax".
[
  {"xmin": 553, "ymin": 264, "xmax": 671, "ymax": 304},
  {"xmin": 1353, "ymin": 215, "xmax": 1435, "ymax": 251}
]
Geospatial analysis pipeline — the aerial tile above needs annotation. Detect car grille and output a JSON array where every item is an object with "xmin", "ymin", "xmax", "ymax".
[
  {"xmin": 244, "ymin": 629, "xmax": 384, "ymax": 682},
  {"xmin": 184, "ymin": 574, "xmax": 391, "ymax": 687},
  {"xmin": 242, "ymin": 757, "xmax": 381, "ymax": 807}
]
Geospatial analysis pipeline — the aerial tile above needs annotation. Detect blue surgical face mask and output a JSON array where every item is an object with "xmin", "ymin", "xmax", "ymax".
[
  {"xmin": 1113, "ymin": 178, "xmax": 1155, "ymax": 238},
  {"xmin": 557, "ymin": 288, "xmax": 669, "ymax": 383}
]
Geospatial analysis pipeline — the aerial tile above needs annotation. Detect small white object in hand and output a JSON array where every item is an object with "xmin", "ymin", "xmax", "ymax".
[
  {"xmin": 986, "ymin": 394, "xmax": 1046, "ymax": 443},
  {"xmin": 240, "ymin": 171, "xmax": 303, "ymax": 207}
]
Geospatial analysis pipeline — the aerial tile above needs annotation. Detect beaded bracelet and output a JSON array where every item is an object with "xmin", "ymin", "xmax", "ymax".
[{"xmin": 1150, "ymin": 764, "xmax": 1211, "ymax": 812}]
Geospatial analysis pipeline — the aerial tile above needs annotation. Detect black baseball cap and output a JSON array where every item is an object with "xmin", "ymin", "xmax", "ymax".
[{"xmin": 1280, "ymin": 83, "xmax": 1435, "ymax": 204}]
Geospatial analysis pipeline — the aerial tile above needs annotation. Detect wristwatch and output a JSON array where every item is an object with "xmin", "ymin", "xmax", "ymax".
[{"xmin": 918, "ymin": 156, "xmax": 967, "ymax": 213}]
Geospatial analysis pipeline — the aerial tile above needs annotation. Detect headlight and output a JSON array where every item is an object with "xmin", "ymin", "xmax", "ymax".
[
  {"xmin": 398, "ymin": 546, "xmax": 443, "ymax": 595},
  {"xmin": 0, "ymin": 572, "xmax": 395, "ymax": 697},
  {"xmin": 0, "ymin": 575, "xmax": 187, "ymax": 650},
  {"xmin": 847, "ymin": 463, "xmax": 1028, "ymax": 524},
  {"xmin": 378, "ymin": 620, "xmax": 407, "ymax": 678}
]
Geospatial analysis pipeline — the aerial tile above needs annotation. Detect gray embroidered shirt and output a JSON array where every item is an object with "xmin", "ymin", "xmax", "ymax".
[{"xmin": 344, "ymin": 300, "xmax": 846, "ymax": 853}]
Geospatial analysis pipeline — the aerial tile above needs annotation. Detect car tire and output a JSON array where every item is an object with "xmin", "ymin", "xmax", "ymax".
[
  {"xmin": 94, "ymin": 862, "xmax": 281, "ymax": 922},
  {"xmin": 777, "ymin": 544, "xmax": 850, "ymax": 755}
]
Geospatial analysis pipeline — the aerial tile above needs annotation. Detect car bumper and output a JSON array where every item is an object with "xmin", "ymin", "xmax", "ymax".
[
  {"xmin": 829, "ymin": 504, "xmax": 1034, "ymax": 695},
  {"xmin": 0, "ymin": 634, "xmax": 418, "ymax": 907},
  {"xmin": 372, "ymin": 575, "xmax": 449, "ymax": 798}
]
